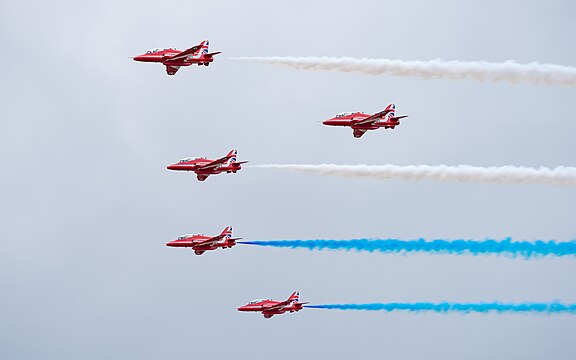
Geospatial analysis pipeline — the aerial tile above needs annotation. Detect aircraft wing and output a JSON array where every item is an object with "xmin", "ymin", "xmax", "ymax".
[
  {"xmin": 194, "ymin": 234, "xmax": 225, "ymax": 246},
  {"xmin": 195, "ymin": 235, "xmax": 240, "ymax": 247},
  {"xmin": 195, "ymin": 155, "xmax": 233, "ymax": 172},
  {"xmin": 262, "ymin": 298, "xmax": 295, "ymax": 311},
  {"xmin": 353, "ymin": 109, "xmax": 393, "ymax": 126},
  {"xmin": 165, "ymin": 45, "xmax": 202, "ymax": 62},
  {"xmin": 262, "ymin": 302, "xmax": 288, "ymax": 311}
]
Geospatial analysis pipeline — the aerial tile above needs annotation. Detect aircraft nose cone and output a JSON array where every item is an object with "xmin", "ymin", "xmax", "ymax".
[
  {"xmin": 166, "ymin": 241, "xmax": 175, "ymax": 247},
  {"xmin": 167, "ymin": 164, "xmax": 175, "ymax": 170}
]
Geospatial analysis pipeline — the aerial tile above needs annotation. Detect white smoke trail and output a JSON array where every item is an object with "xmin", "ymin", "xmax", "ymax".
[
  {"xmin": 254, "ymin": 164, "xmax": 576, "ymax": 186},
  {"xmin": 233, "ymin": 57, "xmax": 576, "ymax": 86}
]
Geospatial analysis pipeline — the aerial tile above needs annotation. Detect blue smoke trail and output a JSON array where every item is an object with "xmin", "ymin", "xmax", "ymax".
[
  {"xmin": 304, "ymin": 302, "xmax": 576, "ymax": 314},
  {"xmin": 238, "ymin": 238, "xmax": 576, "ymax": 258}
]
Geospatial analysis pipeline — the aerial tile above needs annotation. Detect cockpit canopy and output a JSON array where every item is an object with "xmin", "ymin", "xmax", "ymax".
[
  {"xmin": 179, "ymin": 157, "xmax": 203, "ymax": 163},
  {"xmin": 247, "ymin": 299, "xmax": 269, "ymax": 304},
  {"xmin": 146, "ymin": 48, "xmax": 173, "ymax": 54},
  {"xmin": 177, "ymin": 233, "xmax": 204, "ymax": 239},
  {"xmin": 335, "ymin": 112, "xmax": 355, "ymax": 118}
]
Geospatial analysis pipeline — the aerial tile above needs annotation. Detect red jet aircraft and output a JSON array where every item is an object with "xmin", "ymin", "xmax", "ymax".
[
  {"xmin": 133, "ymin": 40, "xmax": 221, "ymax": 75},
  {"xmin": 167, "ymin": 149, "xmax": 248, "ymax": 181},
  {"xmin": 237, "ymin": 291, "xmax": 307, "ymax": 319},
  {"xmin": 166, "ymin": 226, "xmax": 240, "ymax": 255},
  {"xmin": 322, "ymin": 103, "xmax": 408, "ymax": 138}
]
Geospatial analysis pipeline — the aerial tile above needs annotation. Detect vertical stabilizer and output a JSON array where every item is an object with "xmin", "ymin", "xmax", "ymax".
[
  {"xmin": 220, "ymin": 226, "xmax": 233, "ymax": 239},
  {"xmin": 288, "ymin": 291, "xmax": 300, "ymax": 302},
  {"xmin": 225, "ymin": 149, "xmax": 238, "ymax": 166},
  {"xmin": 384, "ymin": 103, "xmax": 396, "ymax": 120}
]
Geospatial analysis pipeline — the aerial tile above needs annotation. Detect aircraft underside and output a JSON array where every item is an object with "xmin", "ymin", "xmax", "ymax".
[
  {"xmin": 163, "ymin": 61, "xmax": 210, "ymax": 75},
  {"xmin": 193, "ymin": 244, "xmax": 234, "ymax": 255},
  {"xmin": 195, "ymin": 168, "xmax": 239, "ymax": 181},
  {"xmin": 262, "ymin": 311, "xmax": 282, "ymax": 318},
  {"xmin": 351, "ymin": 123, "xmax": 398, "ymax": 137}
]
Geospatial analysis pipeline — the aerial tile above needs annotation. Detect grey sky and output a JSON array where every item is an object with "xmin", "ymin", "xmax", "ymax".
[{"xmin": 1, "ymin": 0, "xmax": 575, "ymax": 359}]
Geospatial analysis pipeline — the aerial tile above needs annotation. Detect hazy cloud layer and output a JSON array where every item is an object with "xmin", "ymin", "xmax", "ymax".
[{"xmin": 1, "ymin": 1, "xmax": 575, "ymax": 360}]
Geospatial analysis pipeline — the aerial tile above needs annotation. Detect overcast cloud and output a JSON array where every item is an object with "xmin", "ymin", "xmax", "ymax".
[{"xmin": 1, "ymin": 1, "xmax": 575, "ymax": 359}]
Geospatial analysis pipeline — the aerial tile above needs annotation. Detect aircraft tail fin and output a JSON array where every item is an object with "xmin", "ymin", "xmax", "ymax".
[
  {"xmin": 288, "ymin": 291, "xmax": 300, "ymax": 302},
  {"xmin": 384, "ymin": 103, "xmax": 396, "ymax": 120},
  {"xmin": 224, "ymin": 149, "xmax": 238, "ymax": 165},
  {"xmin": 200, "ymin": 40, "xmax": 209, "ymax": 55},
  {"xmin": 220, "ymin": 226, "xmax": 233, "ymax": 239}
]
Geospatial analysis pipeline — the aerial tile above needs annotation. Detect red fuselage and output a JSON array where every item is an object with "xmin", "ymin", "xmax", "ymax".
[
  {"xmin": 167, "ymin": 158, "xmax": 243, "ymax": 175},
  {"xmin": 323, "ymin": 112, "xmax": 400, "ymax": 131},
  {"xmin": 237, "ymin": 300, "xmax": 304, "ymax": 318},
  {"xmin": 133, "ymin": 49, "xmax": 216, "ymax": 67},
  {"xmin": 166, "ymin": 234, "xmax": 236, "ymax": 255}
]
